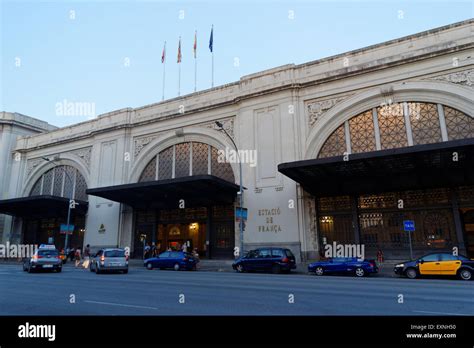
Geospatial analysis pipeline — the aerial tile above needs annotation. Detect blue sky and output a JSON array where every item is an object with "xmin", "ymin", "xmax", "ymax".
[{"xmin": 1, "ymin": 0, "xmax": 472, "ymax": 127}]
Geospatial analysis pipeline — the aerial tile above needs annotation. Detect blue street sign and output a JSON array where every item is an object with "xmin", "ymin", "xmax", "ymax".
[
  {"xmin": 235, "ymin": 207, "xmax": 248, "ymax": 220},
  {"xmin": 403, "ymin": 220, "xmax": 415, "ymax": 232},
  {"xmin": 60, "ymin": 224, "xmax": 74, "ymax": 235}
]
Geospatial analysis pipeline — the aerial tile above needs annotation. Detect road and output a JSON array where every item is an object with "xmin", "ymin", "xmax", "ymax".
[{"xmin": 0, "ymin": 264, "xmax": 472, "ymax": 315}]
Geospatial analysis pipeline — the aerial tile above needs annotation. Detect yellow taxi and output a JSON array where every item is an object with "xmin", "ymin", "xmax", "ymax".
[{"xmin": 394, "ymin": 252, "xmax": 474, "ymax": 280}]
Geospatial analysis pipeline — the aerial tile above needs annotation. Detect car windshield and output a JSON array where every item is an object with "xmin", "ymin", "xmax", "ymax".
[
  {"xmin": 104, "ymin": 250, "xmax": 125, "ymax": 257},
  {"xmin": 38, "ymin": 250, "xmax": 58, "ymax": 256}
]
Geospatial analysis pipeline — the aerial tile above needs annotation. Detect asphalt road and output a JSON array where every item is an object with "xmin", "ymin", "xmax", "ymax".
[{"xmin": 0, "ymin": 264, "xmax": 472, "ymax": 315}]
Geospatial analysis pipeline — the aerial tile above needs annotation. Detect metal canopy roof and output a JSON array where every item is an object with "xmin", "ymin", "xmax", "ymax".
[
  {"xmin": 0, "ymin": 195, "xmax": 89, "ymax": 218},
  {"xmin": 86, "ymin": 175, "xmax": 239, "ymax": 209},
  {"xmin": 278, "ymin": 138, "xmax": 474, "ymax": 197}
]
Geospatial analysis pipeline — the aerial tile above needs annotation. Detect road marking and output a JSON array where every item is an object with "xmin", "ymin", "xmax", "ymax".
[
  {"xmin": 84, "ymin": 300, "xmax": 158, "ymax": 310},
  {"xmin": 412, "ymin": 310, "xmax": 470, "ymax": 316}
]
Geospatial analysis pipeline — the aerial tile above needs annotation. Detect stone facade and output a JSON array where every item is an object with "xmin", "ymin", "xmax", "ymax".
[{"xmin": 1, "ymin": 20, "xmax": 473, "ymax": 261}]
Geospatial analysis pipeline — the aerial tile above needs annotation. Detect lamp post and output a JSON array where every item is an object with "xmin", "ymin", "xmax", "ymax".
[
  {"xmin": 215, "ymin": 121, "xmax": 244, "ymax": 257},
  {"xmin": 41, "ymin": 157, "xmax": 75, "ymax": 251}
]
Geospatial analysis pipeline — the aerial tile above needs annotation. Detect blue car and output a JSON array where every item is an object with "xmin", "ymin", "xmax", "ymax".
[
  {"xmin": 144, "ymin": 251, "xmax": 198, "ymax": 271},
  {"xmin": 308, "ymin": 257, "xmax": 378, "ymax": 277}
]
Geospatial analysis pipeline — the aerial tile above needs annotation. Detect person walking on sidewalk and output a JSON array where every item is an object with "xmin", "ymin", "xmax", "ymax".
[
  {"xmin": 74, "ymin": 247, "xmax": 82, "ymax": 267},
  {"xmin": 82, "ymin": 244, "xmax": 91, "ymax": 269}
]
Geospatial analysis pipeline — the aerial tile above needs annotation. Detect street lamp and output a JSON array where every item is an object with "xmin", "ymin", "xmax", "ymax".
[
  {"xmin": 41, "ymin": 157, "xmax": 75, "ymax": 251},
  {"xmin": 215, "ymin": 121, "xmax": 244, "ymax": 257}
]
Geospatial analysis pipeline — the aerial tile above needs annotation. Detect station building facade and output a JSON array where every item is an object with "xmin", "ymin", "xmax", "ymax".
[{"xmin": 0, "ymin": 20, "xmax": 473, "ymax": 261}]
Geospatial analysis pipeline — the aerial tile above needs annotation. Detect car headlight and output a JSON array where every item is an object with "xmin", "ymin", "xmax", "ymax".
[{"xmin": 395, "ymin": 264, "xmax": 404, "ymax": 268}]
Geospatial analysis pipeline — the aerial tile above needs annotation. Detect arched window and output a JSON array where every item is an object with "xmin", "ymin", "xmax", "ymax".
[
  {"xmin": 30, "ymin": 166, "xmax": 88, "ymax": 201},
  {"xmin": 139, "ymin": 142, "xmax": 235, "ymax": 183},
  {"xmin": 318, "ymin": 102, "xmax": 473, "ymax": 158}
]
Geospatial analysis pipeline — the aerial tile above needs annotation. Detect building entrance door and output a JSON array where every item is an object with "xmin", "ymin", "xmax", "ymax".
[{"xmin": 211, "ymin": 221, "xmax": 234, "ymax": 259}]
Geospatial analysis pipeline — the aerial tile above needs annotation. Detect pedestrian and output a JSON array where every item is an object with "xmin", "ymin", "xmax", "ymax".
[
  {"xmin": 144, "ymin": 244, "xmax": 151, "ymax": 259},
  {"xmin": 377, "ymin": 249, "xmax": 384, "ymax": 264},
  {"xmin": 181, "ymin": 243, "xmax": 187, "ymax": 253},
  {"xmin": 74, "ymin": 247, "xmax": 81, "ymax": 267},
  {"xmin": 68, "ymin": 247, "xmax": 75, "ymax": 261},
  {"xmin": 82, "ymin": 244, "xmax": 91, "ymax": 269}
]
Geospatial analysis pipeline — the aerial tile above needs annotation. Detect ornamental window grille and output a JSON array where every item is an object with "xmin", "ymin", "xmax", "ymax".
[
  {"xmin": 349, "ymin": 110, "xmax": 376, "ymax": 153},
  {"xmin": 318, "ymin": 125, "xmax": 346, "ymax": 158},
  {"xmin": 139, "ymin": 142, "xmax": 235, "ymax": 183},
  {"xmin": 408, "ymin": 102, "xmax": 442, "ymax": 145},
  {"xmin": 444, "ymin": 106, "xmax": 474, "ymax": 140},
  {"xmin": 29, "ymin": 165, "xmax": 88, "ymax": 201},
  {"xmin": 316, "ymin": 102, "xmax": 472, "ymax": 159}
]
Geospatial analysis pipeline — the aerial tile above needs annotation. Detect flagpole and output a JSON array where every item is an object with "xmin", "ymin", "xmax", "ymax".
[
  {"xmin": 178, "ymin": 36, "xmax": 181, "ymax": 97},
  {"xmin": 210, "ymin": 25, "xmax": 214, "ymax": 88},
  {"xmin": 194, "ymin": 31, "xmax": 197, "ymax": 92},
  {"xmin": 178, "ymin": 63, "xmax": 181, "ymax": 97},
  {"xmin": 162, "ymin": 41, "xmax": 166, "ymax": 101}
]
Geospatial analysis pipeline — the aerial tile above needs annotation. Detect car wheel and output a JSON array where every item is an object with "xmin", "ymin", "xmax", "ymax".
[
  {"xmin": 405, "ymin": 268, "xmax": 417, "ymax": 279},
  {"xmin": 272, "ymin": 264, "xmax": 281, "ymax": 274},
  {"xmin": 355, "ymin": 267, "xmax": 365, "ymax": 277},
  {"xmin": 458, "ymin": 268, "xmax": 472, "ymax": 281},
  {"xmin": 235, "ymin": 264, "xmax": 244, "ymax": 273},
  {"xmin": 173, "ymin": 263, "xmax": 180, "ymax": 271},
  {"xmin": 191, "ymin": 264, "xmax": 197, "ymax": 271},
  {"xmin": 146, "ymin": 263, "xmax": 153, "ymax": 270},
  {"xmin": 315, "ymin": 266, "xmax": 324, "ymax": 276},
  {"xmin": 27, "ymin": 265, "xmax": 33, "ymax": 273},
  {"xmin": 123, "ymin": 269, "xmax": 128, "ymax": 274},
  {"xmin": 56, "ymin": 267, "xmax": 62, "ymax": 273}
]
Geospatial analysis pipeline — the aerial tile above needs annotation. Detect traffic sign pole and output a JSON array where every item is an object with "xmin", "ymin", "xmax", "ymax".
[{"xmin": 408, "ymin": 230, "xmax": 413, "ymax": 260}]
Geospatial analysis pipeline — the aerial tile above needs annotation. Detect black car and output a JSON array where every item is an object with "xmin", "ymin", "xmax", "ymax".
[{"xmin": 232, "ymin": 248, "xmax": 296, "ymax": 274}]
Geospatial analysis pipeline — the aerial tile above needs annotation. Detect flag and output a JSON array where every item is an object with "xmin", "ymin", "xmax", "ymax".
[
  {"xmin": 193, "ymin": 31, "xmax": 197, "ymax": 58},
  {"xmin": 161, "ymin": 41, "xmax": 166, "ymax": 63},
  {"xmin": 177, "ymin": 37, "xmax": 182, "ymax": 63},
  {"xmin": 209, "ymin": 25, "xmax": 213, "ymax": 52}
]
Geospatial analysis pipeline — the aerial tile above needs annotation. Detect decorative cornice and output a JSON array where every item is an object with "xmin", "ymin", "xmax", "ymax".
[
  {"xmin": 69, "ymin": 147, "xmax": 92, "ymax": 168},
  {"xmin": 201, "ymin": 117, "xmax": 235, "ymax": 139},
  {"xmin": 306, "ymin": 95, "xmax": 351, "ymax": 127},
  {"xmin": 430, "ymin": 69, "xmax": 474, "ymax": 87},
  {"xmin": 26, "ymin": 147, "xmax": 92, "ymax": 178},
  {"xmin": 134, "ymin": 134, "xmax": 161, "ymax": 157},
  {"xmin": 26, "ymin": 158, "xmax": 44, "ymax": 177}
]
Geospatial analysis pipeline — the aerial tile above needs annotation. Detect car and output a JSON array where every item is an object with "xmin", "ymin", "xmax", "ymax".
[
  {"xmin": 89, "ymin": 248, "xmax": 128, "ymax": 274},
  {"xmin": 308, "ymin": 257, "xmax": 378, "ymax": 277},
  {"xmin": 144, "ymin": 251, "xmax": 198, "ymax": 271},
  {"xmin": 232, "ymin": 248, "xmax": 297, "ymax": 274},
  {"xmin": 394, "ymin": 252, "xmax": 474, "ymax": 280},
  {"xmin": 23, "ymin": 244, "xmax": 62, "ymax": 273}
]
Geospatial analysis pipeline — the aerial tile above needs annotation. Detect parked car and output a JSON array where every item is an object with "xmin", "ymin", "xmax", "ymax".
[
  {"xmin": 394, "ymin": 252, "xmax": 474, "ymax": 280},
  {"xmin": 308, "ymin": 257, "xmax": 378, "ymax": 277},
  {"xmin": 23, "ymin": 244, "xmax": 62, "ymax": 273},
  {"xmin": 144, "ymin": 251, "xmax": 198, "ymax": 271},
  {"xmin": 232, "ymin": 248, "xmax": 297, "ymax": 274},
  {"xmin": 89, "ymin": 248, "xmax": 128, "ymax": 274}
]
